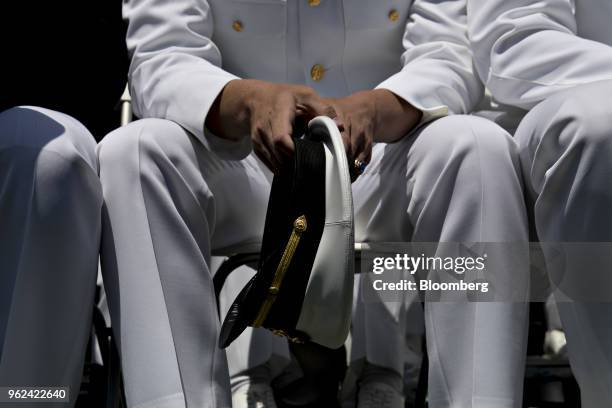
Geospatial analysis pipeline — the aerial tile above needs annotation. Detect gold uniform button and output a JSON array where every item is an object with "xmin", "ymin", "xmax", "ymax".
[
  {"xmin": 308, "ymin": 0, "xmax": 321, "ymax": 6},
  {"xmin": 232, "ymin": 20, "xmax": 243, "ymax": 32},
  {"xmin": 310, "ymin": 64, "xmax": 325, "ymax": 81},
  {"xmin": 388, "ymin": 9, "xmax": 400, "ymax": 22}
]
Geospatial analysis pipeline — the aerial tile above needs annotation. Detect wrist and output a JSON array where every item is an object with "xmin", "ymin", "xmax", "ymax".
[
  {"xmin": 372, "ymin": 89, "xmax": 422, "ymax": 142},
  {"xmin": 371, "ymin": 89, "xmax": 390, "ymax": 135},
  {"xmin": 224, "ymin": 79, "xmax": 255, "ymax": 123},
  {"xmin": 207, "ymin": 79, "xmax": 252, "ymax": 140}
]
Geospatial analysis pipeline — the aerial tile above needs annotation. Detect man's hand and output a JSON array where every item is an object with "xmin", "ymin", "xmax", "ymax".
[
  {"xmin": 329, "ymin": 89, "xmax": 422, "ymax": 178},
  {"xmin": 206, "ymin": 79, "xmax": 336, "ymax": 173}
]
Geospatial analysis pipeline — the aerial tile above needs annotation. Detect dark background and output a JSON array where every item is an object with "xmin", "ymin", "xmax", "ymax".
[{"xmin": 0, "ymin": 0, "xmax": 129, "ymax": 141}]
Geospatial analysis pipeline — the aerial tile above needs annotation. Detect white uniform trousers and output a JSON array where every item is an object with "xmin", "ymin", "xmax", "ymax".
[
  {"xmin": 515, "ymin": 80, "xmax": 612, "ymax": 408},
  {"xmin": 351, "ymin": 115, "xmax": 529, "ymax": 408},
  {"xmin": 99, "ymin": 114, "xmax": 529, "ymax": 408},
  {"xmin": 0, "ymin": 106, "xmax": 102, "ymax": 407}
]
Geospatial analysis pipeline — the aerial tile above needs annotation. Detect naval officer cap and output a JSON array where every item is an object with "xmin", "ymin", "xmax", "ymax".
[{"xmin": 219, "ymin": 116, "xmax": 355, "ymax": 349}]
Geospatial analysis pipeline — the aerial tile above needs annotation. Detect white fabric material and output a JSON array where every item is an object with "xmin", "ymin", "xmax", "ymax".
[
  {"xmin": 351, "ymin": 115, "xmax": 529, "ymax": 408},
  {"xmin": 469, "ymin": 0, "xmax": 612, "ymax": 110},
  {"xmin": 469, "ymin": 2, "xmax": 612, "ymax": 404},
  {"xmin": 99, "ymin": 114, "xmax": 529, "ymax": 408},
  {"xmin": 116, "ymin": 0, "xmax": 523, "ymax": 406},
  {"xmin": 123, "ymin": 0, "xmax": 483, "ymax": 160},
  {"xmin": 0, "ymin": 106, "xmax": 102, "ymax": 406},
  {"xmin": 514, "ymin": 80, "xmax": 612, "ymax": 408},
  {"xmin": 98, "ymin": 119, "xmax": 263, "ymax": 408}
]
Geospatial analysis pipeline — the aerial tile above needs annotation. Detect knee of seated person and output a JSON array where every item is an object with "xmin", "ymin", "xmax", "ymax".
[
  {"xmin": 420, "ymin": 114, "xmax": 518, "ymax": 167},
  {"xmin": 0, "ymin": 106, "xmax": 98, "ymax": 177},
  {"xmin": 98, "ymin": 118, "xmax": 188, "ymax": 175},
  {"xmin": 519, "ymin": 81, "xmax": 612, "ymax": 153}
]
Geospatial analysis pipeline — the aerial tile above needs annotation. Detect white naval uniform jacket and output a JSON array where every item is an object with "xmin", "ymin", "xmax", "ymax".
[
  {"xmin": 123, "ymin": 0, "xmax": 483, "ymax": 160},
  {"xmin": 469, "ymin": 0, "xmax": 612, "ymax": 110}
]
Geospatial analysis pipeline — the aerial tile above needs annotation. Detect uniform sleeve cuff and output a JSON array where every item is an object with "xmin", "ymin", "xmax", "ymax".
[
  {"xmin": 163, "ymin": 69, "xmax": 252, "ymax": 160},
  {"xmin": 375, "ymin": 72, "xmax": 450, "ymax": 127}
]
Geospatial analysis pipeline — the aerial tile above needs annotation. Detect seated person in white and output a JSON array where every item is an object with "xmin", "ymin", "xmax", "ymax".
[
  {"xmin": 470, "ymin": 1, "xmax": 612, "ymax": 406},
  {"xmin": 98, "ymin": 0, "xmax": 529, "ymax": 407}
]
